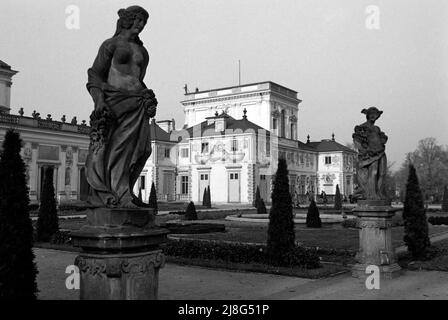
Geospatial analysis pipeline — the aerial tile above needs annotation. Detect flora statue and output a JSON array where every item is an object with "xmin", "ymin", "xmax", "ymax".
[
  {"xmin": 85, "ymin": 6, "xmax": 157, "ymax": 208},
  {"xmin": 352, "ymin": 107, "xmax": 388, "ymax": 201}
]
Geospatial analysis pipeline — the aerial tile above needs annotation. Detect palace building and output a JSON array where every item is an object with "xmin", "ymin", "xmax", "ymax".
[{"xmin": 0, "ymin": 60, "xmax": 356, "ymax": 205}]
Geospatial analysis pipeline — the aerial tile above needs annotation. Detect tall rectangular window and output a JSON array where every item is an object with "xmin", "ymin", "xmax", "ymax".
[
  {"xmin": 325, "ymin": 156, "xmax": 332, "ymax": 165},
  {"xmin": 231, "ymin": 139, "xmax": 238, "ymax": 152},
  {"xmin": 181, "ymin": 176, "xmax": 189, "ymax": 194},
  {"xmin": 181, "ymin": 148, "xmax": 189, "ymax": 158},
  {"xmin": 164, "ymin": 148, "xmax": 170, "ymax": 158},
  {"xmin": 201, "ymin": 142, "xmax": 209, "ymax": 153}
]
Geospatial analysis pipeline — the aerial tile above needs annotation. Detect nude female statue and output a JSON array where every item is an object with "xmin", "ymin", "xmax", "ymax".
[
  {"xmin": 352, "ymin": 107, "xmax": 388, "ymax": 201},
  {"xmin": 85, "ymin": 6, "xmax": 157, "ymax": 208}
]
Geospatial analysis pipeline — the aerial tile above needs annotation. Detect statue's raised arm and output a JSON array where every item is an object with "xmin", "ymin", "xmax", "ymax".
[{"xmin": 85, "ymin": 6, "xmax": 157, "ymax": 208}]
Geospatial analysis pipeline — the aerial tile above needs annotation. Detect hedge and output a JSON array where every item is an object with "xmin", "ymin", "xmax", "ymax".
[
  {"xmin": 428, "ymin": 216, "xmax": 448, "ymax": 226},
  {"xmin": 162, "ymin": 238, "xmax": 320, "ymax": 269}
]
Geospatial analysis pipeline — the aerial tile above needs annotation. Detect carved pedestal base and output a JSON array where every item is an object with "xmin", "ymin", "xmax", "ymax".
[
  {"xmin": 351, "ymin": 200, "xmax": 402, "ymax": 279},
  {"xmin": 71, "ymin": 208, "xmax": 169, "ymax": 300}
]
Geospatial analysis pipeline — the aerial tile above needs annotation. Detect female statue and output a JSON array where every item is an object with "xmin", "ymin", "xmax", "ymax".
[
  {"xmin": 352, "ymin": 107, "xmax": 388, "ymax": 201},
  {"xmin": 85, "ymin": 6, "xmax": 157, "ymax": 208}
]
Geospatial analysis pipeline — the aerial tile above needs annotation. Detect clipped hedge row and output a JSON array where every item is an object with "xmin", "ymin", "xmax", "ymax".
[
  {"xmin": 162, "ymin": 238, "xmax": 320, "ymax": 269},
  {"xmin": 428, "ymin": 216, "xmax": 448, "ymax": 225}
]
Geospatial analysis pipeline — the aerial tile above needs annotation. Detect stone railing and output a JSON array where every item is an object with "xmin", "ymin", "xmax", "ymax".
[
  {"xmin": 0, "ymin": 113, "xmax": 90, "ymax": 135},
  {"xmin": 0, "ymin": 113, "xmax": 20, "ymax": 125}
]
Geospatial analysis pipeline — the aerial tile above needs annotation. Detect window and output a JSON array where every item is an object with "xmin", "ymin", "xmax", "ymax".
[
  {"xmin": 181, "ymin": 148, "xmax": 189, "ymax": 158},
  {"xmin": 290, "ymin": 123, "xmax": 295, "ymax": 140},
  {"xmin": 164, "ymin": 148, "xmax": 170, "ymax": 158},
  {"xmin": 281, "ymin": 110, "xmax": 286, "ymax": 138},
  {"xmin": 272, "ymin": 118, "xmax": 278, "ymax": 130},
  {"xmin": 140, "ymin": 176, "xmax": 146, "ymax": 190},
  {"xmin": 230, "ymin": 173, "xmax": 239, "ymax": 180},
  {"xmin": 181, "ymin": 176, "xmax": 189, "ymax": 194},
  {"xmin": 231, "ymin": 139, "xmax": 238, "ymax": 152},
  {"xmin": 325, "ymin": 156, "xmax": 332, "ymax": 165},
  {"xmin": 260, "ymin": 175, "xmax": 266, "ymax": 180},
  {"xmin": 266, "ymin": 138, "xmax": 270, "ymax": 156},
  {"xmin": 200, "ymin": 174, "xmax": 209, "ymax": 181},
  {"xmin": 201, "ymin": 142, "xmax": 209, "ymax": 153}
]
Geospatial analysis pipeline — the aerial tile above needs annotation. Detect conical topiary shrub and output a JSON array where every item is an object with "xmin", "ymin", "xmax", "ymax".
[
  {"xmin": 267, "ymin": 158, "xmax": 295, "ymax": 265},
  {"xmin": 0, "ymin": 130, "xmax": 38, "ymax": 299},
  {"xmin": 334, "ymin": 184, "xmax": 342, "ymax": 210},
  {"xmin": 36, "ymin": 166, "xmax": 59, "ymax": 242},
  {"xmin": 403, "ymin": 164, "xmax": 430, "ymax": 259},
  {"xmin": 254, "ymin": 186, "xmax": 261, "ymax": 209},
  {"xmin": 148, "ymin": 182, "xmax": 158, "ymax": 214},
  {"xmin": 257, "ymin": 198, "xmax": 267, "ymax": 214},
  {"xmin": 202, "ymin": 187, "xmax": 207, "ymax": 206},
  {"xmin": 442, "ymin": 186, "xmax": 448, "ymax": 212},
  {"xmin": 138, "ymin": 188, "xmax": 143, "ymax": 202},
  {"xmin": 306, "ymin": 200, "xmax": 322, "ymax": 228},
  {"xmin": 185, "ymin": 201, "xmax": 198, "ymax": 221},
  {"xmin": 206, "ymin": 185, "xmax": 212, "ymax": 208}
]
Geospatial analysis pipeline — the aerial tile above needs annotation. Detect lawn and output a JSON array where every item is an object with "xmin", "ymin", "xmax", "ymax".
[
  {"xmin": 58, "ymin": 216, "xmax": 448, "ymax": 253},
  {"xmin": 398, "ymin": 238, "xmax": 448, "ymax": 272},
  {"xmin": 172, "ymin": 223, "xmax": 448, "ymax": 252}
]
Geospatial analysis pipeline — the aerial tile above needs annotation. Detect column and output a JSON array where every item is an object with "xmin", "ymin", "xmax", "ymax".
[
  {"xmin": 58, "ymin": 145, "xmax": 67, "ymax": 202},
  {"xmin": 71, "ymin": 146, "xmax": 79, "ymax": 200},
  {"xmin": 29, "ymin": 143, "xmax": 39, "ymax": 201}
]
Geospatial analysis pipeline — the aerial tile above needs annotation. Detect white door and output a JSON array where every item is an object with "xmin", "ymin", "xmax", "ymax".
[
  {"xmin": 199, "ymin": 173, "xmax": 210, "ymax": 202},
  {"xmin": 163, "ymin": 173, "xmax": 174, "ymax": 201},
  {"xmin": 228, "ymin": 172, "xmax": 240, "ymax": 203}
]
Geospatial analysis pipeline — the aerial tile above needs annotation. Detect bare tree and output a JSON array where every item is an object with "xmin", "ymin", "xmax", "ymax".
[{"xmin": 394, "ymin": 138, "xmax": 448, "ymax": 204}]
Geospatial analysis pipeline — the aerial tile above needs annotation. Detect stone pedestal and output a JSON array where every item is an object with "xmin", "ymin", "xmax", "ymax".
[
  {"xmin": 71, "ymin": 207, "xmax": 169, "ymax": 300},
  {"xmin": 352, "ymin": 200, "xmax": 402, "ymax": 279}
]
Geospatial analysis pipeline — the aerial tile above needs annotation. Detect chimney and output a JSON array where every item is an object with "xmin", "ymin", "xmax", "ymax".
[
  {"xmin": 0, "ymin": 60, "xmax": 18, "ymax": 114},
  {"xmin": 156, "ymin": 120, "xmax": 174, "ymax": 133}
]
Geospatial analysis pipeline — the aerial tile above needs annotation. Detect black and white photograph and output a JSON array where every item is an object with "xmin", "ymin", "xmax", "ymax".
[{"xmin": 0, "ymin": 0, "xmax": 448, "ymax": 307}]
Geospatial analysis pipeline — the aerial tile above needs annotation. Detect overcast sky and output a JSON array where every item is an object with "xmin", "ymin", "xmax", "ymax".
[{"xmin": 1, "ymin": 0, "xmax": 447, "ymax": 169}]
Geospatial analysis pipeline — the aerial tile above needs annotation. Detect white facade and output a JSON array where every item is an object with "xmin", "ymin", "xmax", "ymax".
[
  {"xmin": 0, "ymin": 114, "xmax": 91, "ymax": 204},
  {"xmin": 0, "ymin": 61, "xmax": 356, "ymax": 205}
]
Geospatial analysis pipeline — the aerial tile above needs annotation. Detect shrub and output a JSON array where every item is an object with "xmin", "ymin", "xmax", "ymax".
[
  {"xmin": 202, "ymin": 188, "xmax": 207, "ymax": 206},
  {"xmin": 403, "ymin": 164, "xmax": 430, "ymax": 259},
  {"xmin": 442, "ymin": 186, "xmax": 448, "ymax": 212},
  {"xmin": 36, "ymin": 167, "xmax": 59, "ymax": 242},
  {"xmin": 206, "ymin": 186, "xmax": 211, "ymax": 208},
  {"xmin": 334, "ymin": 184, "xmax": 342, "ymax": 210},
  {"xmin": 254, "ymin": 186, "xmax": 261, "ymax": 209},
  {"xmin": 51, "ymin": 230, "xmax": 72, "ymax": 245},
  {"xmin": 163, "ymin": 239, "xmax": 320, "ymax": 269},
  {"xmin": 0, "ymin": 130, "xmax": 38, "ymax": 299},
  {"xmin": 428, "ymin": 216, "xmax": 448, "ymax": 225},
  {"xmin": 267, "ymin": 158, "xmax": 296, "ymax": 266},
  {"xmin": 306, "ymin": 200, "xmax": 322, "ymax": 228},
  {"xmin": 185, "ymin": 201, "xmax": 198, "ymax": 221},
  {"xmin": 138, "ymin": 188, "xmax": 143, "ymax": 202},
  {"xmin": 257, "ymin": 199, "xmax": 267, "ymax": 214},
  {"xmin": 341, "ymin": 218, "xmax": 358, "ymax": 229},
  {"xmin": 148, "ymin": 182, "xmax": 158, "ymax": 214}
]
